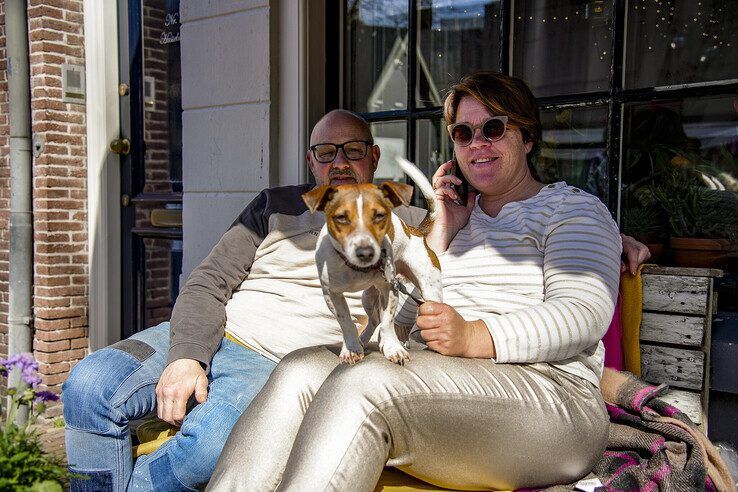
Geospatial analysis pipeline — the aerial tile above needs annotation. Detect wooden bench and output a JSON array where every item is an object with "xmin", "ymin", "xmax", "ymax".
[
  {"xmin": 639, "ymin": 265, "xmax": 723, "ymax": 430},
  {"xmin": 136, "ymin": 265, "xmax": 724, "ymax": 490}
]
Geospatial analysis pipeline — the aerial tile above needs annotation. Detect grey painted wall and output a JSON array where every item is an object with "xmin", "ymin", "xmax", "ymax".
[{"xmin": 180, "ymin": 1, "xmax": 271, "ymax": 279}]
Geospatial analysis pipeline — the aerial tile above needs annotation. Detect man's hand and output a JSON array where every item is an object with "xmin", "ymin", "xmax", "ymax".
[
  {"xmin": 156, "ymin": 358, "xmax": 208, "ymax": 426},
  {"xmin": 416, "ymin": 301, "xmax": 495, "ymax": 359},
  {"xmin": 620, "ymin": 233, "xmax": 651, "ymax": 276}
]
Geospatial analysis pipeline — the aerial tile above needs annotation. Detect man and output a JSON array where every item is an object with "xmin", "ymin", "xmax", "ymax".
[
  {"xmin": 63, "ymin": 109, "xmax": 649, "ymax": 491},
  {"xmin": 62, "ymin": 110, "xmax": 429, "ymax": 491}
]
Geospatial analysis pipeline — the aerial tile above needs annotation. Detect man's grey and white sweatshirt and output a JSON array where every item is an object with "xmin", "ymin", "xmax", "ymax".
[
  {"xmin": 168, "ymin": 184, "xmax": 426, "ymax": 371},
  {"xmin": 169, "ymin": 182, "xmax": 621, "ymax": 387}
]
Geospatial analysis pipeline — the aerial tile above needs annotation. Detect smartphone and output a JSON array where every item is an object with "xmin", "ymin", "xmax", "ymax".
[{"xmin": 451, "ymin": 158, "xmax": 470, "ymax": 206}]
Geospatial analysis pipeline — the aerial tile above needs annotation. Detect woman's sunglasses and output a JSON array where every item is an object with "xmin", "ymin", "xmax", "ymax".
[{"xmin": 447, "ymin": 116, "xmax": 508, "ymax": 147}]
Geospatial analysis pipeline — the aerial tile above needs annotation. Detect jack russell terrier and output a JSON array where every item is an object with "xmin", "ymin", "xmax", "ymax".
[{"xmin": 302, "ymin": 157, "xmax": 442, "ymax": 365}]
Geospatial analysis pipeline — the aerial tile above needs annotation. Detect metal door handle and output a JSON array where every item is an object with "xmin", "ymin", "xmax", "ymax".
[{"xmin": 110, "ymin": 138, "xmax": 131, "ymax": 155}]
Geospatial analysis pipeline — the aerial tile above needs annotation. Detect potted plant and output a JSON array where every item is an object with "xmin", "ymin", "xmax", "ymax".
[
  {"xmin": 1, "ymin": 354, "xmax": 71, "ymax": 491},
  {"xmin": 620, "ymin": 205, "xmax": 668, "ymax": 263},
  {"xmin": 649, "ymin": 177, "xmax": 738, "ymax": 268},
  {"xmin": 621, "ymin": 107, "xmax": 738, "ymax": 268}
]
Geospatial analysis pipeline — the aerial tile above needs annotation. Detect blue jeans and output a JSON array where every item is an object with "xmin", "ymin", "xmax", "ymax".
[{"xmin": 62, "ymin": 322, "xmax": 277, "ymax": 491}]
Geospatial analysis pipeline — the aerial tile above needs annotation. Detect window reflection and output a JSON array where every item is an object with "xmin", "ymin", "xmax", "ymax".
[
  {"xmin": 625, "ymin": 0, "xmax": 738, "ymax": 88},
  {"xmin": 143, "ymin": 238, "xmax": 182, "ymax": 328},
  {"xmin": 513, "ymin": 1, "xmax": 612, "ymax": 97},
  {"xmin": 142, "ymin": 0, "xmax": 182, "ymax": 194},
  {"xmin": 534, "ymin": 106, "xmax": 609, "ymax": 200},
  {"xmin": 370, "ymin": 121, "xmax": 407, "ymax": 183},
  {"xmin": 416, "ymin": 118, "xmax": 452, "ymax": 182},
  {"xmin": 416, "ymin": 0, "xmax": 501, "ymax": 108},
  {"xmin": 620, "ymin": 97, "xmax": 738, "ymax": 265},
  {"xmin": 345, "ymin": 0, "xmax": 409, "ymax": 112}
]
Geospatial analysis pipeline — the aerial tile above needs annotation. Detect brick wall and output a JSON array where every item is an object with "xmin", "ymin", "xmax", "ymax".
[{"xmin": 0, "ymin": 0, "xmax": 90, "ymax": 419}]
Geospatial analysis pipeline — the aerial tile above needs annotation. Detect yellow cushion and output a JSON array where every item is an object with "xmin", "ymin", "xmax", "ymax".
[
  {"xmin": 374, "ymin": 468, "xmax": 462, "ymax": 491},
  {"xmin": 132, "ymin": 419, "xmax": 177, "ymax": 458},
  {"xmin": 620, "ymin": 264, "xmax": 646, "ymax": 376}
]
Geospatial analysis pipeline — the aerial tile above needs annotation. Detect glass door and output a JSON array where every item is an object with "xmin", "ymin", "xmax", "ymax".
[{"xmin": 117, "ymin": 0, "xmax": 183, "ymax": 338}]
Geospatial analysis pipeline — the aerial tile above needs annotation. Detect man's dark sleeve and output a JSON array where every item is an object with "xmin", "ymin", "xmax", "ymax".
[{"xmin": 167, "ymin": 190, "xmax": 270, "ymax": 372}]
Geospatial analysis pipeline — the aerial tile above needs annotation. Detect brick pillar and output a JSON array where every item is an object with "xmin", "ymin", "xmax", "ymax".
[{"xmin": 27, "ymin": 0, "xmax": 89, "ymax": 418}]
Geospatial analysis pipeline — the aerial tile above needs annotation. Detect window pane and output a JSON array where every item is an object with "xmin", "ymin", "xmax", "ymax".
[
  {"xmin": 534, "ymin": 106, "xmax": 610, "ymax": 200},
  {"xmin": 143, "ymin": 238, "xmax": 182, "ymax": 328},
  {"xmin": 620, "ymin": 97, "xmax": 738, "ymax": 271},
  {"xmin": 625, "ymin": 1, "xmax": 738, "ymax": 88},
  {"xmin": 143, "ymin": 0, "xmax": 182, "ymax": 193},
  {"xmin": 512, "ymin": 1, "xmax": 612, "ymax": 97},
  {"xmin": 415, "ymin": 118, "xmax": 452, "ymax": 181},
  {"xmin": 345, "ymin": 1, "xmax": 409, "ymax": 112},
  {"xmin": 370, "ymin": 121, "xmax": 407, "ymax": 182},
  {"xmin": 416, "ymin": 0, "xmax": 501, "ymax": 108}
]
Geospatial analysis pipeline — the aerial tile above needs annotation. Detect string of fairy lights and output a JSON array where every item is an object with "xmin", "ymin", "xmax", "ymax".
[{"xmin": 423, "ymin": 0, "xmax": 735, "ymax": 74}]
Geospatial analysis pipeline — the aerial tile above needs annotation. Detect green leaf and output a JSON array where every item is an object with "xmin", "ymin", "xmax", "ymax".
[{"xmin": 30, "ymin": 480, "xmax": 64, "ymax": 492}]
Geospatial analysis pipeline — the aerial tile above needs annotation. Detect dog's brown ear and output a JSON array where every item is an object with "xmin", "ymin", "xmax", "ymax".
[
  {"xmin": 380, "ymin": 182, "xmax": 414, "ymax": 208},
  {"xmin": 302, "ymin": 185, "xmax": 336, "ymax": 213}
]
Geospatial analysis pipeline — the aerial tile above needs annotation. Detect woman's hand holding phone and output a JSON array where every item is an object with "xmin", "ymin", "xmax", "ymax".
[
  {"xmin": 452, "ymin": 158, "xmax": 470, "ymax": 207},
  {"xmin": 426, "ymin": 160, "xmax": 477, "ymax": 253}
]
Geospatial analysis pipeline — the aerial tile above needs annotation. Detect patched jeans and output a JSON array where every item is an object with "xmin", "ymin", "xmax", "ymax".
[{"xmin": 62, "ymin": 322, "xmax": 277, "ymax": 491}]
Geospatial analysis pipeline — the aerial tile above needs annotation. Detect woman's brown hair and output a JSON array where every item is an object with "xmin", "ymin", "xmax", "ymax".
[{"xmin": 443, "ymin": 71, "xmax": 542, "ymax": 164}]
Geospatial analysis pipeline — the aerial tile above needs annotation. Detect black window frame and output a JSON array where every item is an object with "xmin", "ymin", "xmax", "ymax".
[{"xmin": 328, "ymin": 0, "xmax": 738, "ymax": 217}]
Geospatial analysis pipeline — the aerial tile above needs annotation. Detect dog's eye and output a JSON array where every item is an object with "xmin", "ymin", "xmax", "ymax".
[
  {"xmin": 333, "ymin": 214, "xmax": 349, "ymax": 225},
  {"xmin": 373, "ymin": 213, "xmax": 386, "ymax": 223}
]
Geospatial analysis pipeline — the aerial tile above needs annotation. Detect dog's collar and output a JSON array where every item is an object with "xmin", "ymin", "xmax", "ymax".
[{"xmin": 336, "ymin": 249, "xmax": 385, "ymax": 273}]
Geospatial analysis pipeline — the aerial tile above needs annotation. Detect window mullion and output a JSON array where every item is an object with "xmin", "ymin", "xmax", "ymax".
[
  {"xmin": 538, "ymin": 93, "xmax": 611, "ymax": 108},
  {"xmin": 501, "ymin": 0, "xmax": 511, "ymax": 74},
  {"xmin": 407, "ymin": 0, "xmax": 417, "ymax": 164},
  {"xmin": 607, "ymin": 0, "xmax": 627, "ymax": 220},
  {"xmin": 622, "ymin": 82, "xmax": 738, "ymax": 102}
]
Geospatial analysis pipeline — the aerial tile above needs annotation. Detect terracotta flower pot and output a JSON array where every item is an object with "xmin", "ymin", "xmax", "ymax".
[
  {"xmin": 644, "ymin": 243, "xmax": 665, "ymax": 263},
  {"xmin": 669, "ymin": 237, "xmax": 735, "ymax": 268}
]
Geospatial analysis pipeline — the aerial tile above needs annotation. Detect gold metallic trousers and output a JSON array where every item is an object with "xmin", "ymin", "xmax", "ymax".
[{"xmin": 207, "ymin": 346, "xmax": 608, "ymax": 491}]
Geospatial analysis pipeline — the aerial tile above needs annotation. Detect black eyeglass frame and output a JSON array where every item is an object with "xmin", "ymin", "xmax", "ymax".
[
  {"xmin": 447, "ymin": 116, "xmax": 509, "ymax": 147},
  {"xmin": 309, "ymin": 140, "xmax": 375, "ymax": 163}
]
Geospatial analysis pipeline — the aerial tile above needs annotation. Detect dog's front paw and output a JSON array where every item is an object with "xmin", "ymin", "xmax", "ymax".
[
  {"xmin": 339, "ymin": 344, "xmax": 365, "ymax": 364},
  {"xmin": 380, "ymin": 341, "xmax": 410, "ymax": 365}
]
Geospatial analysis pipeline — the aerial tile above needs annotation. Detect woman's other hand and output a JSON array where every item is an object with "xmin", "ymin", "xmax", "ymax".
[
  {"xmin": 620, "ymin": 233, "xmax": 651, "ymax": 275},
  {"xmin": 416, "ymin": 301, "xmax": 495, "ymax": 359},
  {"xmin": 426, "ymin": 160, "xmax": 477, "ymax": 253}
]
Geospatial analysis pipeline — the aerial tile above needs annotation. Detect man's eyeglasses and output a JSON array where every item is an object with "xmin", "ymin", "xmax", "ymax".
[
  {"xmin": 447, "ymin": 116, "xmax": 508, "ymax": 147},
  {"xmin": 309, "ymin": 140, "xmax": 373, "ymax": 164}
]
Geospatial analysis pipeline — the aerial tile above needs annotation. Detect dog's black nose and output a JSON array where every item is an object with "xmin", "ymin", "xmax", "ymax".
[{"xmin": 355, "ymin": 247, "xmax": 374, "ymax": 262}]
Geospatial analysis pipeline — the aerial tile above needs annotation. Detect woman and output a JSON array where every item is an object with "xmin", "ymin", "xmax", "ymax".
[{"xmin": 207, "ymin": 71, "xmax": 622, "ymax": 491}]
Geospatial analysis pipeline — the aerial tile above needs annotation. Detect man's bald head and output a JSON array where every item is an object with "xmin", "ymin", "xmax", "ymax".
[
  {"xmin": 307, "ymin": 109, "xmax": 380, "ymax": 186},
  {"xmin": 310, "ymin": 110, "xmax": 373, "ymax": 146}
]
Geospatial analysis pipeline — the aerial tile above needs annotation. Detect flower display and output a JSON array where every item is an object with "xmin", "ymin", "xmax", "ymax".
[{"xmin": 1, "ymin": 352, "xmax": 69, "ymax": 490}]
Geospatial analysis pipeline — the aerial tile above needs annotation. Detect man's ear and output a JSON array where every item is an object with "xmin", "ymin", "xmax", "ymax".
[
  {"xmin": 302, "ymin": 185, "xmax": 336, "ymax": 213},
  {"xmin": 306, "ymin": 149, "xmax": 316, "ymax": 175},
  {"xmin": 379, "ymin": 182, "xmax": 414, "ymax": 208},
  {"xmin": 371, "ymin": 144, "xmax": 381, "ymax": 172}
]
